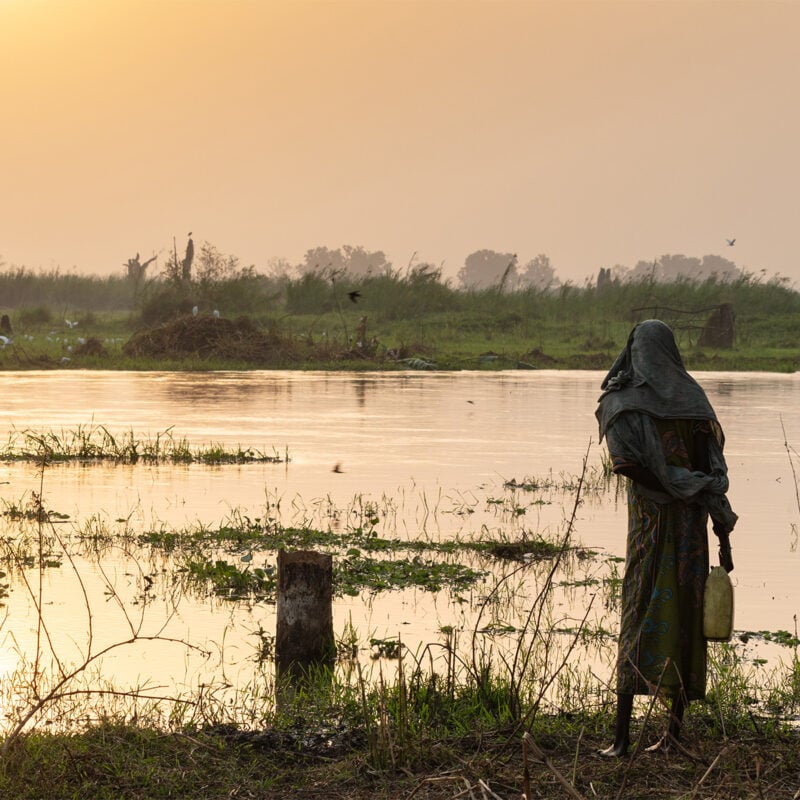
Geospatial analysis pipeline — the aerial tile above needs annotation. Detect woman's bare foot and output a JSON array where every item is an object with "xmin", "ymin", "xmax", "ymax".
[
  {"xmin": 597, "ymin": 740, "xmax": 629, "ymax": 758},
  {"xmin": 644, "ymin": 734, "xmax": 676, "ymax": 754}
]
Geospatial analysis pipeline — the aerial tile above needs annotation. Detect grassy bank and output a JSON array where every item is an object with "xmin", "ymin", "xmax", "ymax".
[
  {"xmin": 0, "ymin": 269, "xmax": 798, "ymax": 371},
  {"xmin": 0, "ymin": 651, "xmax": 798, "ymax": 799}
]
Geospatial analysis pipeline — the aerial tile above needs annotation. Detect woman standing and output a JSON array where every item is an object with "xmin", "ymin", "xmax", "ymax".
[{"xmin": 596, "ymin": 320, "xmax": 737, "ymax": 757}]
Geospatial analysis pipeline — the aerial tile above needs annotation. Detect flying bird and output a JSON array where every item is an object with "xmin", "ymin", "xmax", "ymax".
[
  {"xmin": 726, "ymin": 238, "xmax": 736, "ymax": 246},
  {"xmin": 347, "ymin": 290, "xmax": 361, "ymax": 304}
]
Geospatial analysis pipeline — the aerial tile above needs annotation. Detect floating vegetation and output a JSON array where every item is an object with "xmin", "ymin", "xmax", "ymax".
[
  {"xmin": 369, "ymin": 636, "xmax": 402, "ymax": 658},
  {"xmin": 182, "ymin": 558, "xmax": 277, "ymax": 601},
  {"xmin": 138, "ymin": 515, "xmax": 542, "ymax": 562},
  {"xmin": 486, "ymin": 537, "xmax": 573, "ymax": 562},
  {"xmin": 743, "ymin": 629, "xmax": 800, "ymax": 649},
  {"xmin": 0, "ymin": 425, "xmax": 287, "ymax": 465},
  {"xmin": 336, "ymin": 551, "xmax": 485, "ymax": 596},
  {"xmin": 1, "ymin": 491, "xmax": 70, "ymax": 522},
  {"xmin": 504, "ymin": 464, "xmax": 614, "ymax": 494},
  {"xmin": 180, "ymin": 550, "xmax": 486, "ymax": 601}
]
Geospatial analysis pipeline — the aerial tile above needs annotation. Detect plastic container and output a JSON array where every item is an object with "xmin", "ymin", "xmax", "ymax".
[{"xmin": 703, "ymin": 566, "xmax": 734, "ymax": 641}]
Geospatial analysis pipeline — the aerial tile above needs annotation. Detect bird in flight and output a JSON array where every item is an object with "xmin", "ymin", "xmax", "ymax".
[
  {"xmin": 347, "ymin": 290, "xmax": 361, "ymax": 303},
  {"xmin": 726, "ymin": 238, "xmax": 736, "ymax": 246}
]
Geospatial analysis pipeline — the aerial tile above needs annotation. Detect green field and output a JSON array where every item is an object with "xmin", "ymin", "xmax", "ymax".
[{"xmin": 1, "ymin": 266, "xmax": 798, "ymax": 372}]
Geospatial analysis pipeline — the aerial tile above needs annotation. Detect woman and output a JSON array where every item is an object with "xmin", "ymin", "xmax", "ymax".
[{"xmin": 596, "ymin": 320, "xmax": 737, "ymax": 757}]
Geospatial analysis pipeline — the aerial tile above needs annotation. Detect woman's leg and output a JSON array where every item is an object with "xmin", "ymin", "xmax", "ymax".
[
  {"xmin": 598, "ymin": 693, "xmax": 633, "ymax": 757},
  {"xmin": 645, "ymin": 694, "xmax": 686, "ymax": 753},
  {"xmin": 667, "ymin": 693, "xmax": 685, "ymax": 740}
]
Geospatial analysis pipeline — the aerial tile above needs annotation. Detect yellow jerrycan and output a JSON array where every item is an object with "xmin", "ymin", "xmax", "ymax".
[{"xmin": 703, "ymin": 565, "xmax": 734, "ymax": 641}]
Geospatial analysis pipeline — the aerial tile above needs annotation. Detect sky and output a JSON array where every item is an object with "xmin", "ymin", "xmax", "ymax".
[{"xmin": 1, "ymin": 0, "xmax": 799, "ymax": 285}]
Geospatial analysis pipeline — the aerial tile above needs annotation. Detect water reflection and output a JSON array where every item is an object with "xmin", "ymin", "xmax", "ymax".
[{"xmin": 0, "ymin": 369, "xmax": 797, "ymax": 722}]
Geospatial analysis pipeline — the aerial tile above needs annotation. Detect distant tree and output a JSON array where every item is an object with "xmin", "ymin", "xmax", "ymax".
[
  {"xmin": 625, "ymin": 254, "xmax": 741, "ymax": 284},
  {"xmin": 299, "ymin": 246, "xmax": 347, "ymax": 276},
  {"xmin": 265, "ymin": 256, "xmax": 296, "ymax": 280},
  {"xmin": 161, "ymin": 233, "xmax": 195, "ymax": 284},
  {"xmin": 698, "ymin": 254, "xmax": 740, "ymax": 282},
  {"xmin": 660, "ymin": 254, "xmax": 702, "ymax": 281},
  {"xmin": 457, "ymin": 249, "xmax": 517, "ymax": 290},
  {"xmin": 194, "ymin": 241, "xmax": 246, "ymax": 283},
  {"xmin": 298, "ymin": 245, "xmax": 391, "ymax": 277},
  {"xmin": 518, "ymin": 253, "xmax": 557, "ymax": 290},
  {"xmin": 628, "ymin": 257, "xmax": 663, "ymax": 282},
  {"xmin": 182, "ymin": 234, "xmax": 194, "ymax": 282},
  {"xmin": 341, "ymin": 245, "xmax": 391, "ymax": 277},
  {"xmin": 124, "ymin": 252, "xmax": 157, "ymax": 283}
]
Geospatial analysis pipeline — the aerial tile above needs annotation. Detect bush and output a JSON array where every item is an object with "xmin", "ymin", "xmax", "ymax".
[
  {"xmin": 17, "ymin": 306, "xmax": 53, "ymax": 327},
  {"xmin": 138, "ymin": 287, "xmax": 195, "ymax": 326}
]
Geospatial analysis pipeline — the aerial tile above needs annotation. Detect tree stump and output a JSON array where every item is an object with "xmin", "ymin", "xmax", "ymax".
[
  {"xmin": 699, "ymin": 303, "xmax": 736, "ymax": 348},
  {"xmin": 275, "ymin": 550, "xmax": 335, "ymax": 679}
]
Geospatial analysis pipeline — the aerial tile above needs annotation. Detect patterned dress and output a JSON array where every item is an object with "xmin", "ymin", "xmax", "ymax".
[{"xmin": 610, "ymin": 417, "xmax": 710, "ymax": 700}]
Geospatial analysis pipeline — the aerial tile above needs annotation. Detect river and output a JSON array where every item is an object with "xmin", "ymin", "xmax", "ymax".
[{"xmin": 0, "ymin": 370, "xmax": 798, "ymax": 717}]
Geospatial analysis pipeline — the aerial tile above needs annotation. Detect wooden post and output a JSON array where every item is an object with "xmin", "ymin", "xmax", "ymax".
[{"xmin": 275, "ymin": 550, "xmax": 335, "ymax": 679}]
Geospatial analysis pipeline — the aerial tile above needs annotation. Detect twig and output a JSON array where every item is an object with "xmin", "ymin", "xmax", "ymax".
[
  {"xmin": 478, "ymin": 779, "xmax": 504, "ymax": 800},
  {"xmin": 522, "ymin": 734, "xmax": 531, "ymax": 800},
  {"xmin": 404, "ymin": 774, "xmax": 463, "ymax": 800},
  {"xmin": 572, "ymin": 725, "xmax": 585, "ymax": 787},
  {"xmin": 685, "ymin": 745, "xmax": 730, "ymax": 799},
  {"xmin": 522, "ymin": 732, "xmax": 587, "ymax": 800},
  {"xmin": 449, "ymin": 777, "xmax": 478, "ymax": 800},
  {"xmin": 614, "ymin": 660, "xmax": 671, "ymax": 800},
  {"xmin": 780, "ymin": 415, "xmax": 800, "ymax": 517}
]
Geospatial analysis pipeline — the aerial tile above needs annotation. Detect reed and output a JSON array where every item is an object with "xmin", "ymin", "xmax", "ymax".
[{"xmin": 0, "ymin": 425, "xmax": 287, "ymax": 465}]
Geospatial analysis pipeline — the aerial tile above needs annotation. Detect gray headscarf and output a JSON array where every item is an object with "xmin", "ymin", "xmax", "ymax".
[
  {"xmin": 596, "ymin": 319, "xmax": 716, "ymax": 440},
  {"xmin": 596, "ymin": 319, "xmax": 737, "ymax": 534}
]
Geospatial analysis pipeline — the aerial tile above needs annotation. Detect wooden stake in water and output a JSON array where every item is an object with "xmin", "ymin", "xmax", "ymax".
[{"xmin": 276, "ymin": 549, "xmax": 335, "ymax": 678}]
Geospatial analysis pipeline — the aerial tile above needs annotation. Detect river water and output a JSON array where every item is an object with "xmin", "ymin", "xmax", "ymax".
[{"xmin": 0, "ymin": 370, "xmax": 798, "ymax": 716}]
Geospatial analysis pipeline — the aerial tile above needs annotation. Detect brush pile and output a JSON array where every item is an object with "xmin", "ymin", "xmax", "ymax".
[{"xmin": 123, "ymin": 314, "xmax": 301, "ymax": 364}]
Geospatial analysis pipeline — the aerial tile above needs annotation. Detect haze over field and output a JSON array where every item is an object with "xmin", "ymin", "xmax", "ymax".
[{"xmin": 1, "ymin": 0, "xmax": 798, "ymax": 285}]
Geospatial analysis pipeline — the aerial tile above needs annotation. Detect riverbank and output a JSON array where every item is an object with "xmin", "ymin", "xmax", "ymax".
[
  {"xmin": 3, "ymin": 713, "xmax": 799, "ymax": 799},
  {"xmin": 0, "ymin": 309, "xmax": 798, "ymax": 373},
  {"xmin": 1, "ymin": 270, "xmax": 799, "ymax": 372}
]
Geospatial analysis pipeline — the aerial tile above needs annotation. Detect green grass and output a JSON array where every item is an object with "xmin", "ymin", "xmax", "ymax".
[
  {"xmin": 0, "ymin": 659, "xmax": 798, "ymax": 800},
  {"xmin": 0, "ymin": 269, "xmax": 798, "ymax": 371},
  {"xmin": 0, "ymin": 426, "xmax": 287, "ymax": 465}
]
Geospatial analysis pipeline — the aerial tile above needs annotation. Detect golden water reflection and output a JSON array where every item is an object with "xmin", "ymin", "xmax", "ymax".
[{"xmin": 0, "ymin": 370, "xmax": 797, "ymax": 726}]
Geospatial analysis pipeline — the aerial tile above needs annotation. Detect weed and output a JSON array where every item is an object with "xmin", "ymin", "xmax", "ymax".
[{"xmin": 0, "ymin": 425, "xmax": 287, "ymax": 465}]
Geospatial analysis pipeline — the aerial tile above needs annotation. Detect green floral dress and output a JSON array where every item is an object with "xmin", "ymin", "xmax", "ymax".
[{"xmin": 611, "ymin": 417, "xmax": 710, "ymax": 700}]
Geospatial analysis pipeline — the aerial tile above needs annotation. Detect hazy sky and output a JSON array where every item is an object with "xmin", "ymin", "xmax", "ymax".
[{"xmin": 2, "ymin": 0, "xmax": 799, "ymax": 285}]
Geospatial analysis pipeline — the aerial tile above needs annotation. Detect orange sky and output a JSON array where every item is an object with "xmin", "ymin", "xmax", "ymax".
[{"xmin": 1, "ymin": 0, "xmax": 799, "ymax": 284}]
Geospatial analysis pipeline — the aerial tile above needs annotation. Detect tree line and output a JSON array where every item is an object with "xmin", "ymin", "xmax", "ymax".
[{"xmin": 121, "ymin": 236, "xmax": 759, "ymax": 292}]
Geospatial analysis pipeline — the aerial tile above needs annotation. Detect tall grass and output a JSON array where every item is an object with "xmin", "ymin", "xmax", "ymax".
[{"xmin": 3, "ymin": 264, "xmax": 798, "ymax": 326}]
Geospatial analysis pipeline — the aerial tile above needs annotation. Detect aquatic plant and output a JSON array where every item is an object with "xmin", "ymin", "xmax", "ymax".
[{"xmin": 0, "ymin": 425, "xmax": 287, "ymax": 465}]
